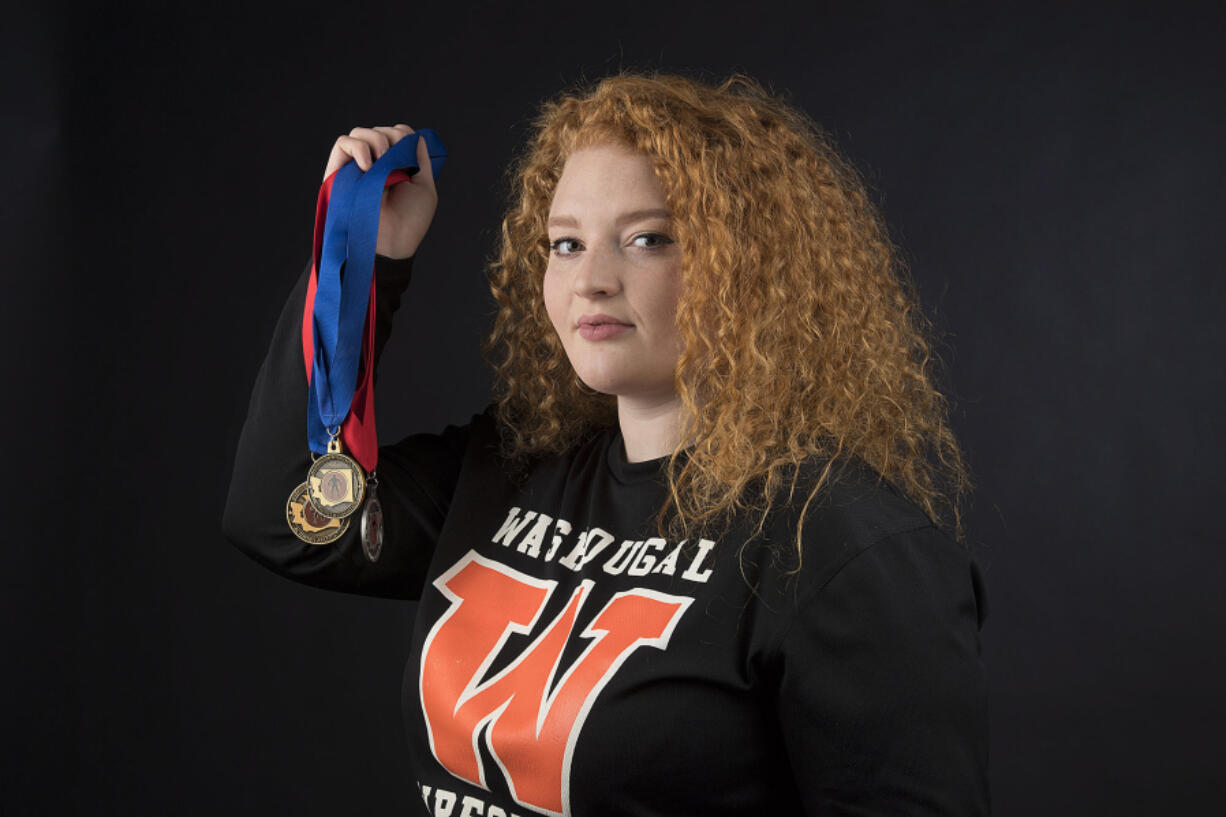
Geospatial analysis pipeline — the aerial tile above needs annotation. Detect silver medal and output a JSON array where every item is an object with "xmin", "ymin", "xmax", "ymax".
[{"xmin": 360, "ymin": 477, "xmax": 384, "ymax": 562}]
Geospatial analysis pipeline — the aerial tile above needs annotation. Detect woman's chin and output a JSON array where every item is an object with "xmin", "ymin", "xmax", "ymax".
[
  {"xmin": 576, "ymin": 376, "xmax": 678, "ymax": 408},
  {"xmin": 575, "ymin": 374, "xmax": 621, "ymax": 396}
]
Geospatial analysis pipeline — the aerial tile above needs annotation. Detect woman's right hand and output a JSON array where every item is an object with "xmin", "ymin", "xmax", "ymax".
[{"xmin": 322, "ymin": 124, "xmax": 438, "ymax": 260}]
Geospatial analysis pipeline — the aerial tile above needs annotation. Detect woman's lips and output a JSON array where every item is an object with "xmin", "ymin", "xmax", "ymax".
[
  {"xmin": 578, "ymin": 323, "xmax": 633, "ymax": 340},
  {"xmin": 577, "ymin": 314, "xmax": 633, "ymax": 341}
]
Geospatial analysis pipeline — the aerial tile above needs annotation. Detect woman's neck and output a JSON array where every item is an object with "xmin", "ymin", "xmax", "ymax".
[{"xmin": 616, "ymin": 393, "xmax": 684, "ymax": 463}]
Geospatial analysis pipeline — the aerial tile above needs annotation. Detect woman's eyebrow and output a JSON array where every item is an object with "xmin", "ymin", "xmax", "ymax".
[{"xmin": 547, "ymin": 208, "xmax": 673, "ymax": 229}]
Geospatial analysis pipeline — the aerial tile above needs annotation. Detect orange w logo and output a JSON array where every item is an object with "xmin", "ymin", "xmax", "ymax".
[{"xmin": 419, "ymin": 551, "xmax": 692, "ymax": 816}]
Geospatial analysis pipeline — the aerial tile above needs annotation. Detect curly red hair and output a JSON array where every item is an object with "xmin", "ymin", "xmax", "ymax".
[{"xmin": 484, "ymin": 71, "xmax": 970, "ymax": 558}]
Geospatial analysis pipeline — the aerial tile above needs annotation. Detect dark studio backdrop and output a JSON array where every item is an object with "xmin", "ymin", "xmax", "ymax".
[{"xmin": 6, "ymin": 1, "xmax": 1224, "ymax": 814}]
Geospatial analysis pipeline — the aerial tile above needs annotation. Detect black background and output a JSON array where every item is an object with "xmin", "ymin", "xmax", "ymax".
[{"xmin": 6, "ymin": 1, "xmax": 1224, "ymax": 814}]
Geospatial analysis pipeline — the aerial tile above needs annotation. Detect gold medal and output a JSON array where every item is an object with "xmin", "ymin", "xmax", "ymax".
[
  {"xmin": 286, "ymin": 481, "xmax": 349, "ymax": 544},
  {"xmin": 360, "ymin": 476, "xmax": 384, "ymax": 562},
  {"xmin": 306, "ymin": 434, "xmax": 366, "ymax": 519}
]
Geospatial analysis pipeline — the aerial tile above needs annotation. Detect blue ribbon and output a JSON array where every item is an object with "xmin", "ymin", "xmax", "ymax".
[{"xmin": 307, "ymin": 129, "xmax": 447, "ymax": 454}]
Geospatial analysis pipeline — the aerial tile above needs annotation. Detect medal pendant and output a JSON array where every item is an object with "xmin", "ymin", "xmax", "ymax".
[
  {"xmin": 360, "ymin": 478, "xmax": 384, "ymax": 563},
  {"xmin": 306, "ymin": 435, "xmax": 366, "ymax": 519},
  {"xmin": 286, "ymin": 481, "xmax": 350, "ymax": 544}
]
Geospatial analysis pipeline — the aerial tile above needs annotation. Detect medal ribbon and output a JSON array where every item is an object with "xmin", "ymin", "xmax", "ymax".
[{"xmin": 300, "ymin": 129, "xmax": 447, "ymax": 471}]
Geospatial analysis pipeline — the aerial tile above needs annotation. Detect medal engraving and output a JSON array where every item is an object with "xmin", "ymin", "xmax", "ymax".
[
  {"xmin": 286, "ymin": 482, "xmax": 349, "ymax": 545},
  {"xmin": 361, "ymin": 486, "xmax": 384, "ymax": 562},
  {"xmin": 307, "ymin": 440, "xmax": 366, "ymax": 519},
  {"xmin": 321, "ymin": 470, "xmax": 350, "ymax": 503}
]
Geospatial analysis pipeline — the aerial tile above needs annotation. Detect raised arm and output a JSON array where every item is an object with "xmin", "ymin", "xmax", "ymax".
[{"xmin": 222, "ymin": 125, "xmax": 467, "ymax": 600}]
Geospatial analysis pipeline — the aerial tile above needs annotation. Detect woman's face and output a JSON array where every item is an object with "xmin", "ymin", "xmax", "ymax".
[{"xmin": 543, "ymin": 142, "xmax": 683, "ymax": 406}]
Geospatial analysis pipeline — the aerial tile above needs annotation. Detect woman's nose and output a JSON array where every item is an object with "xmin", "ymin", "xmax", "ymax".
[{"xmin": 571, "ymin": 247, "xmax": 622, "ymax": 298}]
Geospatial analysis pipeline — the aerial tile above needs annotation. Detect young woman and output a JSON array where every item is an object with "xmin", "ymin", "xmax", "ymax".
[{"xmin": 224, "ymin": 72, "xmax": 989, "ymax": 816}]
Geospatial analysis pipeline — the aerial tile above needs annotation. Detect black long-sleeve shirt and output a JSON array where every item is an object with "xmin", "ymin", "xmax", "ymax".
[{"xmin": 223, "ymin": 256, "xmax": 990, "ymax": 816}]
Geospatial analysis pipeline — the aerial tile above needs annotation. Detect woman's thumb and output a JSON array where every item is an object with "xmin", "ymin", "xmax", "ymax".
[{"xmin": 413, "ymin": 131, "xmax": 436, "ymax": 187}]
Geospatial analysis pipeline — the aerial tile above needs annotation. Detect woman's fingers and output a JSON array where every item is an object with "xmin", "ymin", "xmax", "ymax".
[
  {"xmin": 323, "ymin": 135, "xmax": 373, "ymax": 179},
  {"xmin": 373, "ymin": 124, "xmax": 430, "ymax": 185},
  {"xmin": 322, "ymin": 124, "xmax": 418, "ymax": 180},
  {"xmin": 348, "ymin": 126, "xmax": 391, "ymax": 160},
  {"xmin": 385, "ymin": 124, "xmax": 415, "ymax": 143}
]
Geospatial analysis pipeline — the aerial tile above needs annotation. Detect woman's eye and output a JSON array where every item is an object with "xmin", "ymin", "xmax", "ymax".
[
  {"xmin": 549, "ymin": 238, "xmax": 582, "ymax": 256},
  {"xmin": 631, "ymin": 232, "xmax": 675, "ymax": 250}
]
